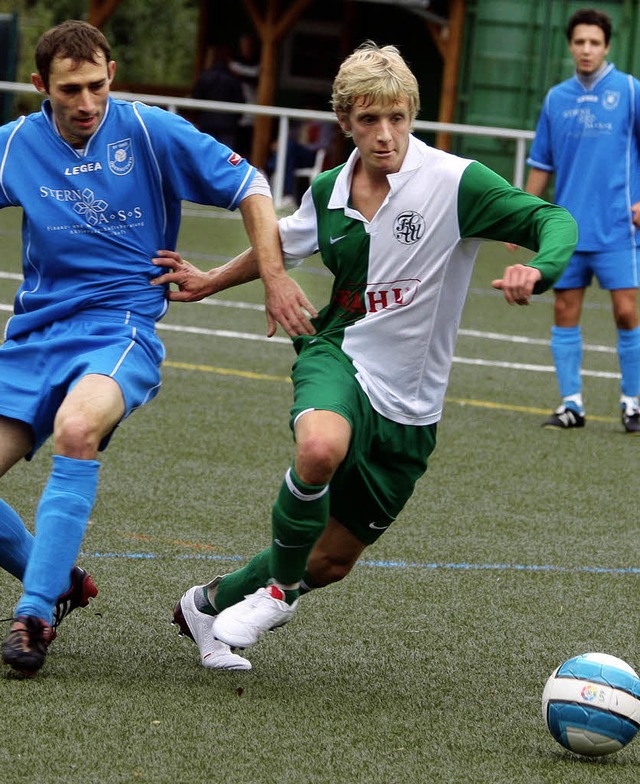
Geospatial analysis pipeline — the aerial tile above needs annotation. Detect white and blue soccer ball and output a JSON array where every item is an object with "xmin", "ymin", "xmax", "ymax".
[{"xmin": 542, "ymin": 652, "xmax": 640, "ymax": 757}]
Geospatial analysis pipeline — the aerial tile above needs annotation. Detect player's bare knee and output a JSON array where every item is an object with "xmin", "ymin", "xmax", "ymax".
[
  {"xmin": 296, "ymin": 436, "xmax": 343, "ymax": 484},
  {"xmin": 614, "ymin": 309, "xmax": 639, "ymax": 330},
  {"xmin": 53, "ymin": 412, "xmax": 100, "ymax": 457}
]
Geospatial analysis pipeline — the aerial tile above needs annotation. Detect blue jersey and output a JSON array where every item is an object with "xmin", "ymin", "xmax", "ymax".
[
  {"xmin": 0, "ymin": 97, "xmax": 256, "ymax": 339},
  {"xmin": 527, "ymin": 64, "xmax": 640, "ymax": 251}
]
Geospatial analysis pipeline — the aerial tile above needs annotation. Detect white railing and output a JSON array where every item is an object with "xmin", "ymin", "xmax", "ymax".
[{"xmin": 0, "ymin": 80, "xmax": 535, "ymax": 208}]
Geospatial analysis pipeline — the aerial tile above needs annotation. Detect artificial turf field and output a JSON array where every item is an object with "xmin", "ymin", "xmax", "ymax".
[{"xmin": 0, "ymin": 203, "xmax": 638, "ymax": 784}]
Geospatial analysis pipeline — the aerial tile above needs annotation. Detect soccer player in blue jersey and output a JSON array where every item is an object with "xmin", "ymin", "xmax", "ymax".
[
  {"xmin": 524, "ymin": 8, "xmax": 640, "ymax": 432},
  {"xmin": 0, "ymin": 20, "xmax": 313, "ymax": 677}
]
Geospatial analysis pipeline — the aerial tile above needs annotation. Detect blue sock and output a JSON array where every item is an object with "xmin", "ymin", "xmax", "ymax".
[
  {"xmin": 16, "ymin": 455, "xmax": 100, "ymax": 624},
  {"xmin": 550, "ymin": 325, "xmax": 583, "ymax": 408},
  {"xmin": 617, "ymin": 326, "xmax": 640, "ymax": 398},
  {"xmin": 0, "ymin": 500, "xmax": 34, "ymax": 580}
]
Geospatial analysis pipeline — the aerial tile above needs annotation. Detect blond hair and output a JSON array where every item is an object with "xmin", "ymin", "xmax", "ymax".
[{"xmin": 331, "ymin": 41, "xmax": 420, "ymax": 121}]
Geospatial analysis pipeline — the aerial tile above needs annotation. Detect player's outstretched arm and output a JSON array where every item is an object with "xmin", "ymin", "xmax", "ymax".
[
  {"xmin": 151, "ymin": 248, "xmax": 316, "ymax": 338},
  {"xmin": 239, "ymin": 194, "xmax": 317, "ymax": 337},
  {"xmin": 491, "ymin": 263, "xmax": 542, "ymax": 305},
  {"xmin": 151, "ymin": 249, "xmax": 259, "ymax": 302}
]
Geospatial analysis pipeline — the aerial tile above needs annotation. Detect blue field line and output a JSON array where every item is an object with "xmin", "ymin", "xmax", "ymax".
[{"xmin": 84, "ymin": 551, "xmax": 639, "ymax": 575}]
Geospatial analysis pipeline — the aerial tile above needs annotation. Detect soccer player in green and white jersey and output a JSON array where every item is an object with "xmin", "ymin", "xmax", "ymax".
[{"xmin": 154, "ymin": 42, "xmax": 578, "ymax": 668}]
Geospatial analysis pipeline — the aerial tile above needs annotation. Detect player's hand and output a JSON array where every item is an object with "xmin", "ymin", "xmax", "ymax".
[
  {"xmin": 491, "ymin": 263, "xmax": 541, "ymax": 305},
  {"xmin": 263, "ymin": 273, "xmax": 317, "ymax": 338},
  {"xmin": 631, "ymin": 201, "xmax": 640, "ymax": 228},
  {"xmin": 151, "ymin": 250, "xmax": 215, "ymax": 302}
]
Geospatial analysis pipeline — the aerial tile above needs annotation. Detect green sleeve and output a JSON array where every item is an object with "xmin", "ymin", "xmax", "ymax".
[{"xmin": 458, "ymin": 161, "xmax": 578, "ymax": 293}]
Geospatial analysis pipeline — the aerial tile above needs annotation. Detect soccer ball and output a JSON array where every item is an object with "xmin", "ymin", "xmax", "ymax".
[{"xmin": 542, "ymin": 652, "xmax": 640, "ymax": 757}]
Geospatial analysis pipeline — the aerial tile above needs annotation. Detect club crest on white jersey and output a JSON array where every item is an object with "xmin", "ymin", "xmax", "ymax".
[{"xmin": 393, "ymin": 210, "xmax": 425, "ymax": 244}]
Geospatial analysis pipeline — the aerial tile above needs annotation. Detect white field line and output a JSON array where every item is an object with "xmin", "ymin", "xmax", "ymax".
[{"xmin": 0, "ymin": 293, "xmax": 620, "ymax": 378}]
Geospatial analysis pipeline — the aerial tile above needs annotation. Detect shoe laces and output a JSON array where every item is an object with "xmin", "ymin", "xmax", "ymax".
[
  {"xmin": 7, "ymin": 616, "xmax": 53, "ymax": 655},
  {"xmin": 53, "ymin": 580, "xmax": 79, "ymax": 627},
  {"xmin": 53, "ymin": 567, "xmax": 96, "ymax": 628}
]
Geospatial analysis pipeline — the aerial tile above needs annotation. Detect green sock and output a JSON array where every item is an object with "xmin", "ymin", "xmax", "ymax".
[
  {"xmin": 213, "ymin": 468, "xmax": 329, "ymax": 611},
  {"xmin": 213, "ymin": 549, "xmax": 271, "ymax": 612},
  {"xmin": 283, "ymin": 587, "xmax": 300, "ymax": 604},
  {"xmin": 269, "ymin": 466, "xmax": 329, "ymax": 586}
]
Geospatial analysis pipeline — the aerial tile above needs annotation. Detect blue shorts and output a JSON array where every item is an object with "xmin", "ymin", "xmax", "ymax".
[
  {"xmin": 0, "ymin": 309, "xmax": 165, "ymax": 458},
  {"xmin": 554, "ymin": 249, "xmax": 640, "ymax": 290}
]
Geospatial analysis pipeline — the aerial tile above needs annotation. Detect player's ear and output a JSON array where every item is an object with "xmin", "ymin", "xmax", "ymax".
[
  {"xmin": 31, "ymin": 73, "xmax": 47, "ymax": 95},
  {"xmin": 337, "ymin": 112, "xmax": 351, "ymax": 137},
  {"xmin": 107, "ymin": 60, "xmax": 116, "ymax": 84}
]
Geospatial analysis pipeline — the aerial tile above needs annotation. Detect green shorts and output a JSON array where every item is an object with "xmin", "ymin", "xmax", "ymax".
[{"xmin": 290, "ymin": 341, "xmax": 437, "ymax": 545}]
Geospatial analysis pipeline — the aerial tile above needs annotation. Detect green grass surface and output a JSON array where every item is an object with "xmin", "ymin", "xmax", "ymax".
[{"xmin": 0, "ymin": 205, "xmax": 638, "ymax": 784}]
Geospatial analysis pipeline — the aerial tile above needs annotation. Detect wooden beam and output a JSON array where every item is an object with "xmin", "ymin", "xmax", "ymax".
[
  {"xmin": 428, "ymin": 0, "xmax": 466, "ymax": 151},
  {"xmin": 87, "ymin": 0, "xmax": 124, "ymax": 29},
  {"xmin": 273, "ymin": 0, "xmax": 315, "ymax": 40},
  {"xmin": 242, "ymin": 0, "xmax": 263, "ymax": 32},
  {"xmin": 242, "ymin": 0, "xmax": 316, "ymax": 167}
]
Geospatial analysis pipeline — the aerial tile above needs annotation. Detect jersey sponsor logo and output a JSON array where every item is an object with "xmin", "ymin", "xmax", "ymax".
[
  {"xmin": 227, "ymin": 152, "xmax": 243, "ymax": 166},
  {"xmin": 64, "ymin": 161, "xmax": 103, "ymax": 176},
  {"xmin": 38, "ymin": 186, "xmax": 109, "ymax": 225},
  {"xmin": 108, "ymin": 138, "xmax": 134, "ymax": 176},
  {"xmin": 602, "ymin": 90, "xmax": 620, "ymax": 110},
  {"xmin": 333, "ymin": 287, "xmax": 366, "ymax": 316},
  {"xmin": 73, "ymin": 188, "xmax": 109, "ymax": 225},
  {"xmin": 39, "ymin": 185, "xmax": 144, "ymax": 229},
  {"xmin": 329, "ymin": 234, "xmax": 347, "ymax": 244},
  {"xmin": 332, "ymin": 278, "xmax": 420, "ymax": 315},
  {"xmin": 365, "ymin": 279, "xmax": 420, "ymax": 312},
  {"xmin": 562, "ymin": 106, "xmax": 612, "ymax": 132},
  {"xmin": 368, "ymin": 522, "xmax": 389, "ymax": 530},
  {"xmin": 393, "ymin": 210, "xmax": 425, "ymax": 245}
]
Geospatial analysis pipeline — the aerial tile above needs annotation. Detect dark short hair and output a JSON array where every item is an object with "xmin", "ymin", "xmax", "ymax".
[
  {"xmin": 35, "ymin": 20, "xmax": 111, "ymax": 91},
  {"xmin": 566, "ymin": 8, "xmax": 612, "ymax": 45}
]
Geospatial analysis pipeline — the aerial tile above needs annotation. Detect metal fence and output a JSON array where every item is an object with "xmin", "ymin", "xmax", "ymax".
[{"xmin": 0, "ymin": 80, "xmax": 535, "ymax": 208}]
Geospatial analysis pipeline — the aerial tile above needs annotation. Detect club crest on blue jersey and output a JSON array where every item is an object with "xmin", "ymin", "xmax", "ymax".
[
  {"xmin": 108, "ymin": 138, "xmax": 134, "ymax": 175},
  {"xmin": 393, "ymin": 211, "xmax": 426, "ymax": 245},
  {"xmin": 602, "ymin": 90, "xmax": 620, "ymax": 110}
]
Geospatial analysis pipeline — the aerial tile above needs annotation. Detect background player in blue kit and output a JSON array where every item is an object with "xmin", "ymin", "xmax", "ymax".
[
  {"xmin": 523, "ymin": 8, "xmax": 640, "ymax": 432},
  {"xmin": 0, "ymin": 19, "xmax": 313, "ymax": 677}
]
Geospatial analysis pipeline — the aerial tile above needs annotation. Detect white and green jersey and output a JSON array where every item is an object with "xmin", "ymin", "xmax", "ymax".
[{"xmin": 279, "ymin": 135, "xmax": 577, "ymax": 426}]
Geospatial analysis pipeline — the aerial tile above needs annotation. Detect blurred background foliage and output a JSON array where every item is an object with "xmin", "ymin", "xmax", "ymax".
[{"xmin": 0, "ymin": 0, "xmax": 199, "ymax": 113}]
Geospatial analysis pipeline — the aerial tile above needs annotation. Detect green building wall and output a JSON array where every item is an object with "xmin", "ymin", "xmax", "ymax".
[{"xmin": 455, "ymin": 0, "xmax": 640, "ymax": 179}]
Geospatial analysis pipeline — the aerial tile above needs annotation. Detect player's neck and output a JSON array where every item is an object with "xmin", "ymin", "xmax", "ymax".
[
  {"xmin": 576, "ymin": 61, "xmax": 608, "ymax": 89},
  {"xmin": 350, "ymin": 164, "xmax": 390, "ymax": 222}
]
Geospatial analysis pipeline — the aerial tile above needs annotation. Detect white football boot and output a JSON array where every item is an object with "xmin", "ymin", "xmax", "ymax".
[
  {"xmin": 173, "ymin": 583, "xmax": 252, "ymax": 671},
  {"xmin": 212, "ymin": 584, "xmax": 298, "ymax": 649}
]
